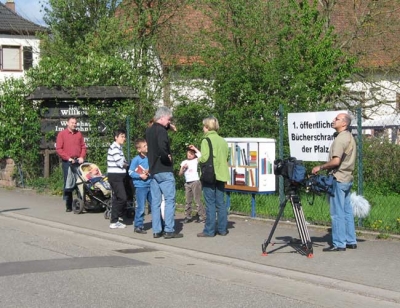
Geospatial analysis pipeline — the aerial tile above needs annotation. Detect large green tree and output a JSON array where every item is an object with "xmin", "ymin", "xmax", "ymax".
[
  {"xmin": 29, "ymin": 0, "xmax": 193, "ymax": 165},
  {"xmin": 174, "ymin": 0, "xmax": 356, "ymax": 145}
]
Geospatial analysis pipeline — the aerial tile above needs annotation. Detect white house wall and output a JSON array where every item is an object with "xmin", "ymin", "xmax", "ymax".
[
  {"xmin": 0, "ymin": 34, "xmax": 40, "ymax": 82},
  {"xmin": 346, "ymin": 79, "xmax": 400, "ymax": 118}
]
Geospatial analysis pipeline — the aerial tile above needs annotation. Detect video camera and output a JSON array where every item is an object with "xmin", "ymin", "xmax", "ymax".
[
  {"xmin": 274, "ymin": 157, "xmax": 306, "ymax": 185},
  {"xmin": 274, "ymin": 157, "xmax": 334, "ymax": 196}
]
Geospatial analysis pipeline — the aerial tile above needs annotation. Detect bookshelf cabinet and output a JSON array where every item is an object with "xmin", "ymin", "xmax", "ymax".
[{"xmin": 225, "ymin": 138, "xmax": 276, "ymax": 193}]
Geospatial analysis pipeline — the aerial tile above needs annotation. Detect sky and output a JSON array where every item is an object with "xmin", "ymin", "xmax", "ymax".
[{"xmin": 1, "ymin": 0, "xmax": 47, "ymax": 26}]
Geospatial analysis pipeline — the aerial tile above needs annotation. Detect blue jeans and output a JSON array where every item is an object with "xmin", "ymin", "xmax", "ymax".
[
  {"xmin": 202, "ymin": 181, "xmax": 227, "ymax": 235},
  {"xmin": 329, "ymin": 180, "xmax": 357, "ymax": 248},
  {"xmin": 150, "ymin": 172, "xmax": 176, "ymax": 233},
  {"xmin": 134, "ymin": 186, "xmax": 151, "ymax": 229}
]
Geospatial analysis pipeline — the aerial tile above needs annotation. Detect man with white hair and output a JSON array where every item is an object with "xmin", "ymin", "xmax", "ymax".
[{"xmin": 146, "ymin": 106, "xmax": 183, "ymax": 239}]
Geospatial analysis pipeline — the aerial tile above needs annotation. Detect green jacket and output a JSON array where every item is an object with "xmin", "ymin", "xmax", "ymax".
[{"xmin": 199, "ymin": 131, "xmax": 230, "ymax": 182}]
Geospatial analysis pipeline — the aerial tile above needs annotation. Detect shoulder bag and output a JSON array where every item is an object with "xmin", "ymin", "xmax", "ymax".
[{"xmin": 200, "ymin": 138, "xmax": 216, "ymax": 185}]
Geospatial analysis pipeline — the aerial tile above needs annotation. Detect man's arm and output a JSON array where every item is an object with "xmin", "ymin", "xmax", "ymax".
[
  {"xmin": 312, "ymin": 156, "xmax": 341, "ymax": 174},
  {"xmin": 158, "ymin": 129, "xmax": 172, "ymax": 165},
  {"xmin": 55, "ymin": 131, "xmax": 69, "ymax": 161}
]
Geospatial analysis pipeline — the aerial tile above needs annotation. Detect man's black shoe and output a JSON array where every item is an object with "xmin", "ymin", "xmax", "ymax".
[
  {"xmin": 322, "ymin": 246, "xmax": 346, "ymax": 252},
  {"xmin": 217, "ymin": 230, "xmax": 229, "ymax": 236},
  {"xmin": 183, "ymin": 217, "xmax": 192, "ymax": 224},
  {"xmin": 134, "ymin": 228, "xmax": 147, "ymax": 234},
  {"xmin": 153, "ymin": 232, "xmax": 163, "ymax": 238},
  {"xmin": 163, "ymin": 232, "xmax": 183, "ymax": 239},
  {"xmin": 66, "ymin": 208, "xmax": 72, "ymax": 212},
  {"xmin": 346, "ymin": 244, "xmax": 357, "ymax": 249}
]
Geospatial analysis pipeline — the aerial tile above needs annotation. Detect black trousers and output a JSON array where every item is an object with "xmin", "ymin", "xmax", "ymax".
[{"xmin": 108, "ymin": 173, "xmax": 128, "ymax": 223}]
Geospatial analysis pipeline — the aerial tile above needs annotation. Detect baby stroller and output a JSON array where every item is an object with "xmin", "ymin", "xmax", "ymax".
[
  {"xmin": 72, "ymin": 162, "xmax": 112, "ymax": 214},
  {"xmin": 103, "ymin": 170, "xmax": 135, "ymax": 220}
]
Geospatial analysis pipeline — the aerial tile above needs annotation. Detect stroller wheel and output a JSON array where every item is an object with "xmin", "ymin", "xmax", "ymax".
[
  {"xmin": 72, "ymin": 198, "xmax": 84, "ymax": 214},
  {"xmin": 104, "ymin": 210, "xmax": 111, "ymax": 220}
]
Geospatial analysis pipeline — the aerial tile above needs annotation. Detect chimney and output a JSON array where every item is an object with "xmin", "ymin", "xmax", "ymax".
[{"xmin": 5, "ymin": 0, "xmax": 16, "ymax": 13}]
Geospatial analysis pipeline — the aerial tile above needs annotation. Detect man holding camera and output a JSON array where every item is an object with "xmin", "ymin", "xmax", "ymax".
[{"xmin": 312, "ymin": 113, "xmax": 357, "ymax": 252}]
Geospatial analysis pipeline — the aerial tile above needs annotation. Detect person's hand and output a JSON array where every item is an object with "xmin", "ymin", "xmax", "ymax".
[
  {"xmin": 188, "ymin": 144, "xmax": 198, "ymax": 151},
  {"xmin": 312, "ymin": 166, "xmax": 322, "ymax": 174},
  {"xmin": 78, "ymin": 157, "xmax": 84, "ymax": 164},
  {"xmin": 169, "ymin": 123, "xmax": 177, "ymax": 132}
]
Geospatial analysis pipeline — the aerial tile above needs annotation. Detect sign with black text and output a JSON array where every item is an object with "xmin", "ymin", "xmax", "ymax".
[{"xmin": 288, "ymin": 111, "xmax": 346, "ymax": 162}]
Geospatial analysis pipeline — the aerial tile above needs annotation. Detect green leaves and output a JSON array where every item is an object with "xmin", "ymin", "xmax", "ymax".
[
  {"xmin": 181, "ymin": 0, "xmax": 356, "ymax": 144},
  {"xmin": 0, "ymin": 78, "xmax": 41, "ymax": 179}
]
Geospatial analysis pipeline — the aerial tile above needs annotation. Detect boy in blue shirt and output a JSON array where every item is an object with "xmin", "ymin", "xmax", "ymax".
[{"xmin": 128, "ymin": 138, "xmax": 151, "ymax": 234}]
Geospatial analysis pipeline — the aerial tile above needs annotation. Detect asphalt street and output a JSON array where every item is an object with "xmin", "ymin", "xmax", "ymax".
[{"xmin": 0, "ymin": 188, "xmax": 399, "ymax": 307}]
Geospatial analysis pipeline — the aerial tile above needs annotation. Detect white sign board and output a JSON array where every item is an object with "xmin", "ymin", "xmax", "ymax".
[{"xmin": 288, "ymin": 111, "xmax": 346, "ymax": 162}]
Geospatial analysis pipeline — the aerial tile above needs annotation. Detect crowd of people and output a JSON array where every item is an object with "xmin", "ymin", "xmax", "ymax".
[
  {"xmin": 55, "ymin": 107, "xmax": 230, "ymax": 239},
  {"xmin": 56, "ymin": 110, "xmax": 357, "ymax": 249}
]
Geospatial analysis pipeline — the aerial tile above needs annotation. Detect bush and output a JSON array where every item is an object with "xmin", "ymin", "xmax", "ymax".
[
  {"xmin": 0, "ymin": 78, "xmax": 41, "ymax": 181},
  {"xmin": 361, "ymin": 136, "xmax": 400, "ymax": 195}
]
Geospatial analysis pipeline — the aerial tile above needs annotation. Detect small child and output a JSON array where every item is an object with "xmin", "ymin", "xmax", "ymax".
[
  {"xmin": 128, "ymin": 138, "xmax": 151, "ymax": 234},
  {"xmin": 86, "ymin": 164, "xmax": 111, "ymax": 197},
  {"xmin": 179, "ymin": 146, "xmax": 206, "ymax": 223}
]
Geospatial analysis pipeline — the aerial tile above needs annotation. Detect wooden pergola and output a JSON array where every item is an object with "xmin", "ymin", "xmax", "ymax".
[{"xmin": 27, "ymin": 86, "xmax": 139, "ymax": 177}]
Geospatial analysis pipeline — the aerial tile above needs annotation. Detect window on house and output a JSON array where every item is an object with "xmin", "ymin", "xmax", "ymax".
[
  {"xmin": 23, "ymin": 46, "xmax": 33, "ymax": 71},
  {"xmin": 0, "ymin": 46, "xmax": 22, "ymax": 71}
]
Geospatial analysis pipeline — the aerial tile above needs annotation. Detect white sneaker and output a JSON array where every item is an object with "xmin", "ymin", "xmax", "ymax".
[{"xmin": 109, "ymin": 222, "xmax": 127, "ymax": 229}]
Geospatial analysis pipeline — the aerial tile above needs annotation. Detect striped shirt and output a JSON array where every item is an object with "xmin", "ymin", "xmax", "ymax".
[{"xmin": 107, "ymin": 141, "xmax": 127, "ymax": 174}]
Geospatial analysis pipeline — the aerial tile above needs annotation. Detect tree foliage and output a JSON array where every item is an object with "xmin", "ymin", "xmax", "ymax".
[
  {"xmin": 174, "ymin": 0, "xmax": 356, "ymax": 144},
  {"xmin": 0, "ymin": 78, "xmax": 41, "ymax": 180}
]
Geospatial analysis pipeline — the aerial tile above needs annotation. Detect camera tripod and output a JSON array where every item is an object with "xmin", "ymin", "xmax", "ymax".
[{"xmin": 261, "ymin": 185, "xmax": 314, "ymax": 258}]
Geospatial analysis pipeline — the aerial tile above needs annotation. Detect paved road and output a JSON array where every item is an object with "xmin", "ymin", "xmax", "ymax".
[{"xmin": 0, "ymin": 188, "xmax": 399, "ymax": 307}]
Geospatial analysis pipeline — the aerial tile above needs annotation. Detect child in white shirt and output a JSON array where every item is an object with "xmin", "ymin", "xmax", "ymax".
[{"xmin": 179, "ymin": 146, "xmax": 206, "ymax": 223}]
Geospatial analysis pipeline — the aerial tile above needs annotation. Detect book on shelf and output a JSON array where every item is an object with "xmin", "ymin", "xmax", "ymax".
[
  {"xmin": 135, "ymin": 165, "xmax": 146, "ymax": 174},
  {"xmin": 249, "ymin": 169, "xmax": 255, "ymax": 187},
  {"xmin": 249, "ymin": 150, "xmax": 257, "ymax": 166},
  {"xmin": 234, "ymin": 169, "xmax": 246, "ymax": 185}
]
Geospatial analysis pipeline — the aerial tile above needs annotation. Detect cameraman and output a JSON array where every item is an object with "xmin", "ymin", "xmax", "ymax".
[{"xmin": 312, "ymin": 113, "xmax": 357, "ymax": 252}]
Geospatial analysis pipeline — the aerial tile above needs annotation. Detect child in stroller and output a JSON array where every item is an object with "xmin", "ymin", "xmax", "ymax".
[
  {"xmin": 85, "ymin": 164, "xmax": 111, "ymax": 197},
  {"xmin": 72, "ymin": 162, "xmax": 112, "ymax": 214}
]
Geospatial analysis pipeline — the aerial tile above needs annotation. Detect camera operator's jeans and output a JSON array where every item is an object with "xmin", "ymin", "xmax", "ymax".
[
  {"xmin": 150, "ymin": 172, "xmax": 176, "ymax": 233},
  {"xmin": 202, "ymin": 181, "xmax": 227, "ymax": 236},
  {"xmin": 329, "ymin": 180, "xmax": 357, "ymax": 248}
]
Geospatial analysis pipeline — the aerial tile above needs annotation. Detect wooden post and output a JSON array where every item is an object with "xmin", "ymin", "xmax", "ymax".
[{"xmin": 44, "ymin": 149, "xmax": 50, "ymax": 178}]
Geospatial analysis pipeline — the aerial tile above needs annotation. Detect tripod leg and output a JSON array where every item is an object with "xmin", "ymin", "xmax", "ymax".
[
  {"xmin": 262, "ymin": 198, "xmax": 287, "ymax": 255},
  {"xmin": 290, "ymin": 195, "xmax": 313, "ymax": 257}
]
